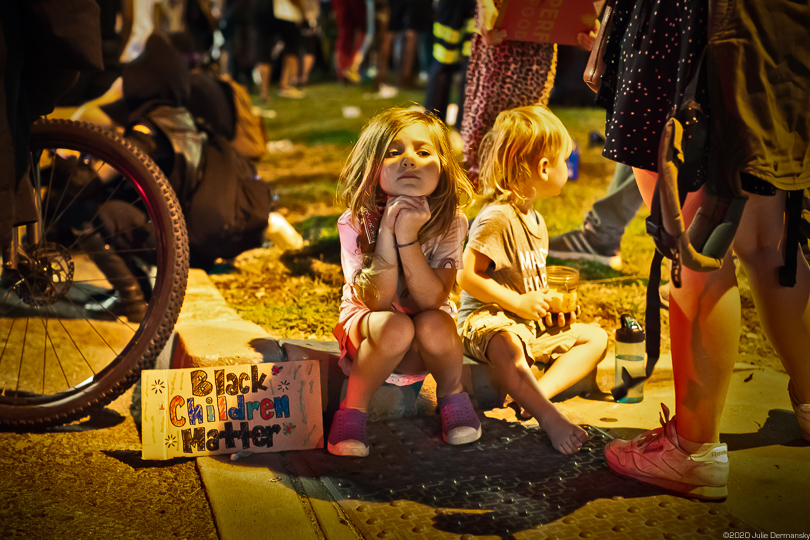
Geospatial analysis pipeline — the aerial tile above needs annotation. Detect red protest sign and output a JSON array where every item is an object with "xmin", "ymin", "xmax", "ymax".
[{"xmin": 496, "ymin": 0, "xmax": 600, "ymax": 46}]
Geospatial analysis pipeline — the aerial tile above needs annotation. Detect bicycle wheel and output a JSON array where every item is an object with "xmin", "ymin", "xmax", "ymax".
[{"xmin": 0, "ymin": 119, "xmax": 189, "ymax": 429}]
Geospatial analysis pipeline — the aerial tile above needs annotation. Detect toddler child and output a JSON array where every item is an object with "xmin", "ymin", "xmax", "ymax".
[
  {"xmin": 330, "ymin": 107, "xmax": 481, "ymax": 457},
  {"xmin": 457, "ymin": 105, "xmax": 608, "ymax": 455}
]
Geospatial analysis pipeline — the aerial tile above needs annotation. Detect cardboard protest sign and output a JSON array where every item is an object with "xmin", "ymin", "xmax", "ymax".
[
  {"xmin": 141, "ymin": 361, "xmax": 323, "ymax": 459},
  {"xmin": 496, "ymin": 0, "xmax": 600, "ymax": 46}
]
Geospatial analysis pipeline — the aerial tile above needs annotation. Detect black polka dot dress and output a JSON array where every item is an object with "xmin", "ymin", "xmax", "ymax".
[{"xmin": 601, "ymin": 0, "xmax": 707, "ymax": 172}]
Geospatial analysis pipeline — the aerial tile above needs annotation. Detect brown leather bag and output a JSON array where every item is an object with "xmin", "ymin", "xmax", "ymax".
[{"xmin": 583, "ymin": 0, "xmax": 617, "ymax": 93}]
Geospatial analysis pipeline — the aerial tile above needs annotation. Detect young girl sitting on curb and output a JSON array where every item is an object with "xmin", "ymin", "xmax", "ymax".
[
  {"xmin": 457, "ymin": 106, "xmax": 608, "ymax": 455},
  {"xmin": 330, "ymin": 107, "xmax": 480, "ymax": 457}
]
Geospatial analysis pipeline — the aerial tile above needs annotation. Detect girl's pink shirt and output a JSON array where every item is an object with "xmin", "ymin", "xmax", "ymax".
[{"xmin": 333, "ymin": 209, "xmax": 469, "ymax": 379}]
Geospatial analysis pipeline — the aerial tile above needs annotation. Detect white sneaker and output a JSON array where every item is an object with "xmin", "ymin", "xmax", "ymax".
[
  {"xmin": 278, "ymin": 87, "xmax": 305, "ymax": 99},
  {"xmin": 604, "ymin": 404, "xmax": 729, "ymax": 500},
  {"xmin": 377, "ymin": 83, "xmax": 398, "ymax": 99},
  {"xmin": 789, "ymin": 381, "xmax": 810, "ymax": 442}
]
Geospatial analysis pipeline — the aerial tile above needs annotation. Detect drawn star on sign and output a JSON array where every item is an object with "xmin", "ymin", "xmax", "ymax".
[
  {"xmin": 151, "ymin": 379, "xmax": 165, "ymax": 394},
  {"xmin": 165, "ymin": 434, "xmax": 177, "ymax": 448}
]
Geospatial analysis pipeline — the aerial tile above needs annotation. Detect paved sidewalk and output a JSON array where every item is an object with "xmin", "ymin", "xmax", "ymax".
[{"xmin": 178, "ymin": 270, "xmax": 809, "ymax": 538}]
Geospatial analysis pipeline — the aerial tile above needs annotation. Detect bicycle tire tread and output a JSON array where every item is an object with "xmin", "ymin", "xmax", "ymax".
[{"xmin": 0, "ymin": 119, "xmax": 189, "ymax": 430}]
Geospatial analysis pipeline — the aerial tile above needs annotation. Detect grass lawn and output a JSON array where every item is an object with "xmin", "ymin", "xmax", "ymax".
[{"xmin": 210, "ymin": 81, "xmax": 780, "ymax": 372}]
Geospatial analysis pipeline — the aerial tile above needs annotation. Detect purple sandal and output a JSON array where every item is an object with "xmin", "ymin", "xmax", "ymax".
[
  {"xmin": 327, "ymin": 408, "xmax": 369, "ymax": 457},
  {"xmin": 437, "ymin": 392, "xmax": 482, "ymax": 445}
]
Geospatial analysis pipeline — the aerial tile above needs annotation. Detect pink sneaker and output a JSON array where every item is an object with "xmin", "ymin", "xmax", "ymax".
[
  {"xmin": 327, "ymin": 408, "xmax": 369, "ymax": 457},
  {"xmin": 604, "ymin": 404, "xmax": 729, "ymax": 500},
  {"xmin": 437, "ymin": 392, "xmax": 482, "ymax": 445},
  {"xmin": 789, "ymin": 381, "xmax": 810, "ymax": 442}
]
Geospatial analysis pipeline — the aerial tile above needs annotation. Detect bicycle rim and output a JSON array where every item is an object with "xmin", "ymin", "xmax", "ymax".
[{"xmin": 0, "ymin": 119, "xmax": 189, "ymax": 429}]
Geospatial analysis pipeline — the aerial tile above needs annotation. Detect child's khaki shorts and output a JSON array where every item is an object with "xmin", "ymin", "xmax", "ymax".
[{"xmin": 458, "ymin": 304, "xmax": 579, "ymax": 366}]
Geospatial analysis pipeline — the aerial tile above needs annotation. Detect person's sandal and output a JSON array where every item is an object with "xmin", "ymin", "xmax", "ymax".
[
  {"xmin": 327, "ymin": 408, "xmax": 369, "ymax": 457},
  {"xmin": 437, "ymin": 392, "xmax": 482, "ymax": 445},
  {"xmin": 788, "ymin": 381, "xmax": 810, "ymax": 442}
]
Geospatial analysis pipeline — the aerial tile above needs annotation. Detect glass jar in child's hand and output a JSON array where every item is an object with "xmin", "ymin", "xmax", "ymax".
[{"xmin": 546, "ymin": 266, "xmax": 579, "ymax": 313}]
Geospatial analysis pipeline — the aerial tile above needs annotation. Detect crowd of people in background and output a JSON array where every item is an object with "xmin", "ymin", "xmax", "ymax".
[
  {"xmin": 62, "ymin": 0, "xmax": 593, "ymax": 123},
  {"xmin": 16, "ymin": 0, "xmax": 806, "ymax": 503},
  {"xmin": 60, "ymin": 1, "xmax": 455, "ymax": 105}
]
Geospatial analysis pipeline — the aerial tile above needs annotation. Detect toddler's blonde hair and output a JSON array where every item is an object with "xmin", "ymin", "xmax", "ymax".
[
  {"xmin": 478, "ymin": 105, "xmax": 573, "ymax": 204},
  {"xmin": 336, "ymin": 107, "xmax": 474, "ymax": 243}
]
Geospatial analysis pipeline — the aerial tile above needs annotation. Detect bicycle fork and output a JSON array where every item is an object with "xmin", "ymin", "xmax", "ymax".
[{"xmin": 2, "ymin": 169, "xmax": 43, "ymax": 273}]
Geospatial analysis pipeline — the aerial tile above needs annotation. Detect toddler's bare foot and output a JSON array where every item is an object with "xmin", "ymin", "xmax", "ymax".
[{"xmin": 539, "ymin": 412, "xmax": 588, "ymax": 454}]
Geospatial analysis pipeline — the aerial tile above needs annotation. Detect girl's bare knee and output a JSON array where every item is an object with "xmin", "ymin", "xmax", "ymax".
[
  {"xmin": 413, "ymin": 310, "xmax": 460, "ymax": 356},
  {"xmin": 372, "ymin": 311, "xmax": 415, "ymax": 355}
]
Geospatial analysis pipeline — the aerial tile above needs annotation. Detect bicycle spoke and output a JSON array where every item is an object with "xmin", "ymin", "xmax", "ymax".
[
  {"xmin": 41, "ymin": 151, "xmax": 55, "ymax": 234},
  {"xmin": 41, "ymin": 313, "xmax": 47, "ymax": 395},
  {"xmin": 99, "ymin": 223, "xmax": 153, "ymax": 246},
  {"xmin": 78, "ymin": 247, "xmax": 159, "ymax": 257},
  {"xmin": 0, "ymin": 318, "xmax": 15, "ymax": 367},
  {"xmin": 0, "ymin": 287, "xmax": 26, "ymax": 319},
  {"xmin": 71, "ymin": 286, "xmax": 139, "ymax": 332},
  {"xmin": 1, "ymin": 119, "xmax": 187, "ymax": 428},
  {"xmin": 0, "ymin": 273, "xmax": 39, "ymax": 320},
  {"xmin": 81, "ymin": 317, "xmax": 121, "ymax": 361},
  {"xmin": 64, "ymin": 292, "xmax": 134, "ymax": 355},
  {"xmin": 70, "ymin": 278, "xmax": 124, "ymax": 285},
  {"xmin": 15, "ymin": 318, "xmax": 29, "ymax": 395},
  {"xmin": 54, "ymin": 317, "xmax": 95, "ymax": 388},
  {"xmin": 47, "ymin": 166, "xmax": 126, "ymax": 242},
  {"xmin": 41, "ymin": 149, "xmax": 70, "ymax": 238},
  {"xmin": 37, "ymin": 303, "xmax": 77, "ymax": 394}
]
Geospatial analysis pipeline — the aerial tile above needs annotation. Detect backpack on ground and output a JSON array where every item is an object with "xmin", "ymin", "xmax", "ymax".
[
  {"xmin": 128, "ymin": 105, "xmax": 273, "ymax": 267},
  {"xmin": 218, "ymin": 74, "xmax": 267, "ymax": 160}
]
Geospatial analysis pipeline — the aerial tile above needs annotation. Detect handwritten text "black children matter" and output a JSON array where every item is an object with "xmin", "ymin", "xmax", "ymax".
[{"xmin": 169, "ymin": 366, "xmax": 292, "ymax": 453}]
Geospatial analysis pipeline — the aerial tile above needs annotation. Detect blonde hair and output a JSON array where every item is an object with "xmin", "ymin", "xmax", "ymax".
[
  {"xmin": 478, "ymin": 105, "xmax": 573, "ymax": 204},
  {"xmin": 336, "ymin": 107, "xmax": 474, "ymax": 244}
]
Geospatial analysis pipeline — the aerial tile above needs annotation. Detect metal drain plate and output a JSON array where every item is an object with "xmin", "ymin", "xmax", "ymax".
[{"xmin": 298, "ymin": 416, "xmax": 758, "ymax": 539}]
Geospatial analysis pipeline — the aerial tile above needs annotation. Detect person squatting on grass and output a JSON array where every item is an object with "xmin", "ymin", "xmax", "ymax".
[
  {"xmin": 457, "ymin": 106, "xmax": 609, "ymax": 455},
  {"xmin": 330, "ymin": 107, "xmax": 481, "ymax": 457}
]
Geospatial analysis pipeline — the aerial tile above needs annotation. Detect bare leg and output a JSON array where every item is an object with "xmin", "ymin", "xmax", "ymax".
[
  {"xmin": 375, "ymin": 31, "xmax": 394, "ymax": 89},
  {"xmin": 279, "ymin": 55, "xmax": 299, "ymax": 90},
  {"xmin": 399, "ymin": 30, "xmax": 418, "ymax": 88},
  {"xmin": 635, "ymin": 170, "xmax": 740, "ymax": 445},
  {"xmin": 257, "ymin": 62, "xmax": 272, "ymax": 102},
  {"xmin": 344, "ymin": 311, "xmax": 415, "ymax": 412},
  {"xmin": 300, "ymin": 54, "xmax": 315, "ymax": 86},
  {"xmin": 536, "ymin": 323, "xmax": 607, "ymax": 399},
  {"xmin": 397, "ymin": 309, "xmax": 464, "ymax": 397},
  {"xmin": 669, "ymin": 254, "xmax": 740, "ymax": 443},
  {"xmin": 733, "ymin": 192, "xmax": 810, "ymax": 403},
  {"xmin": 486, "ymin": 332, "xmax": 587, "ymax": 454}
]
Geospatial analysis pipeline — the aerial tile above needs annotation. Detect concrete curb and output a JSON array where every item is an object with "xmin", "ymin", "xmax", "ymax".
[
  {"xmin": 165, "ymin": 270, "xmax": 675, "ymax": 419},
  {"xmin": 174, "ymin": 269, "xmax": 809, "ymax": 537}
]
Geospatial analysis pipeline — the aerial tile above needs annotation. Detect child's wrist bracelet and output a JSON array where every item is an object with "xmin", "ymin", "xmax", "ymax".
[{"xmin": 396, "ymin": 240, "xmax": 418, "ymax": 248}]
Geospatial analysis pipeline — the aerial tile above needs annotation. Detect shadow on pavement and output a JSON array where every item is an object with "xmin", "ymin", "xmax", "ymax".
[
  {"xmin": 721, "ymin": 408, "xmax": 809, "ymax": 450},
  {"xmin": 102, "ymin": 449, "xmax": 195, "ymax": 469},
  {"xmin": 294, "ymin": 416, "xmax": 674, "ymax": 537}
]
